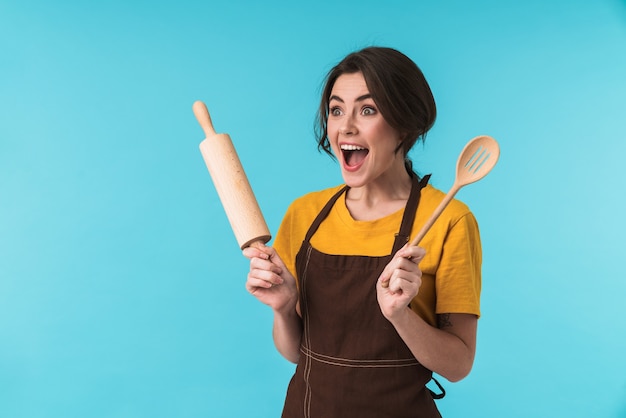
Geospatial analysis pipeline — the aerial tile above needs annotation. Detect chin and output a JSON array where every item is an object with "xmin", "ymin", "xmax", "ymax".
[{"xmin": 341, "ymin": 171, "xmax": 367, "ymax": 188}]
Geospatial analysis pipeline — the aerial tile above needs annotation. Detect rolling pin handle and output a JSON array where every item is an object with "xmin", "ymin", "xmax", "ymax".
[
  {"xmin": 192, "ymin": 100, "xmax": 217, "ymax": 137},
  {"xmin": 249, "ymin": 240, "xmax": 267, "ymax": 250}
]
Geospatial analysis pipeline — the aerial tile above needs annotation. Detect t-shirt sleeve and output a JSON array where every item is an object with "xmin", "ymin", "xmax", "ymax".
[
  {"xmin": 435, "ymin": 212, "xmax": 482, "ymax": 317},
  {"xmin": 272, "ymin": 203, "xmax": 299, "ymax": 282}
]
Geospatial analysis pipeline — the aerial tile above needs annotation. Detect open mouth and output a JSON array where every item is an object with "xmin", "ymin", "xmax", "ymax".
[{"xmin": 340, "ymin": 144, "xmax": 369, "ymax": 167}]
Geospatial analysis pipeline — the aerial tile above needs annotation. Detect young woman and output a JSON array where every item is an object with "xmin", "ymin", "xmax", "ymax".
[{"xmin": 244, "ymin": 47, "xmax": 482, "ymax": 418}]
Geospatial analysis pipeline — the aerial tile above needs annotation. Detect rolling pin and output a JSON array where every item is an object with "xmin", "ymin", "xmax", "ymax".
[{"xmin": 193, "ymin": 100, "xmax": 271, "ymax": 250}]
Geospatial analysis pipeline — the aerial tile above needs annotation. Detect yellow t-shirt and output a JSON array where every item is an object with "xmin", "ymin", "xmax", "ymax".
[{"xmin": 273, "ymin": 183, "xmax": 482, "ymax": 327}]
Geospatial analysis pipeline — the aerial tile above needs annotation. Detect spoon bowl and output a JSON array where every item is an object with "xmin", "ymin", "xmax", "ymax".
[{"xmin": 455, "ymin": 135, "xmax": 500, "ymax": 187}]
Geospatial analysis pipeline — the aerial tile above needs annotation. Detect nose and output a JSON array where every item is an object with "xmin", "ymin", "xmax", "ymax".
[{"xmin": 338, "ymin": 115, "xmax": 357, "ymax": 135}]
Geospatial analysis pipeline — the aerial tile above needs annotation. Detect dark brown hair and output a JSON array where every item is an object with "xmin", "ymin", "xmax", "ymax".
[{"xmin": 316, "ymin": 47, "xmax": 437, "ymax": 159}]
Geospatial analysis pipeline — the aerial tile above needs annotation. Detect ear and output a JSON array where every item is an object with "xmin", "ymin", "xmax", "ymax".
[{"xmin": 394, "ymin": 136, "xmax": 406, "ymax": 155}]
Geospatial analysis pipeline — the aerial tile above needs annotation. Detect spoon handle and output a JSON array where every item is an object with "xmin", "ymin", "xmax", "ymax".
[{"xmin": 409, "ymin": 184, "xmax": 461, "ymax": 247}]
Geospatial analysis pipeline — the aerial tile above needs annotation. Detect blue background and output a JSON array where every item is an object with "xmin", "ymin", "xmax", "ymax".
[{"xmin": 2, "ymin": 0, "xmax": 626, "ymax": 417}]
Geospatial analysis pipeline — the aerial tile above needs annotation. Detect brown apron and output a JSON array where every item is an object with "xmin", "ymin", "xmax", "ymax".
[{"xmin": 282, "ymin": 174, "xmax": 442, "ymax": 418}]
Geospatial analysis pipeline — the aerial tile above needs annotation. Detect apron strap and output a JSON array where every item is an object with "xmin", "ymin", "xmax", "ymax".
[
  {"xmin": 303, "ymin": 185, "xmax": 349, "ymax": 244},
  {"xmin": 428, "ymin": 376, "xmax": 446, "ymax": 400},
  {"xmin": 391, "ymin": 173, "xmax": 431, "ymax": 253}
]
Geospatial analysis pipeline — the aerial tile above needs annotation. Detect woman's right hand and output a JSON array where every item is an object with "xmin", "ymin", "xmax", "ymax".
[{"xmin": 243, "ymin": 244, "xmax": 298, "ymax": 315}]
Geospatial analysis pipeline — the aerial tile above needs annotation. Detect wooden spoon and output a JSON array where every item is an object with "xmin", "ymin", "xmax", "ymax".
[{"xmin": 382, "ymin": 135, "xmax": 500, "ymax": 288}]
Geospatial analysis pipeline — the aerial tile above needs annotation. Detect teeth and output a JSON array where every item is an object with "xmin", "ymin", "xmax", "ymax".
[{"xmin": 340, "ymin": 144, "xmax": 366, "ymax": 151}]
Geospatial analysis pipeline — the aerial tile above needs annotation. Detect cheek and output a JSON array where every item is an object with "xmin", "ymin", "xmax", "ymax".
[
  {"xmin": 380, "ymin": 126, "xmax": 402, "ymax": 150},
  {"xmin": 326, "ymin": 119, "xmax": 338, "ymax": 138},
  {"xmin": 325, "ymin": 123, "xmax": 340, "ymax": 153}
]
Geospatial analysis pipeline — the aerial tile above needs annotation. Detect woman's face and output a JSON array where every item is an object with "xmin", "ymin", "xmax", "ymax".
[{"xmin": 326, "ymin": 72, "xmax": 404, "ymax": 188}]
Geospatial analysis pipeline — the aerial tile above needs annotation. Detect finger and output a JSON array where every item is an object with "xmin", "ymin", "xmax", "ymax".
[
  {"xmin": 250, "ymin": 256, "xmax": 283, "ymax": 276},
  {"xmin": 265, "ymin": 247, "xmax": 288, "ymax": 271},
  {"xmin": 388, "ymin": 277, "xmax": 401, "ymax": 294},
  {"xmin": 246, "ymin": 276, "xmax": 277, "ymax": 290},
  {"xmin": 248, "ymin": 253, "xmax": 282, "ymax": 279},
  {"xmin": 409, "ymin": 245, "xmax": 426, "ymax": 262},
  {"xmin": 247, "ymin": 269, "xmax": 284, "ymax": 288},
  {"xmin": 390, "ymin": 264, "xmax": 422, "ymax": 289},
  {"xmin": 246, "ymin": 279, "xmax": 268, "ymax": 292},
  {"xmin": 380, "ymin": 253, "xmax": 419, "ymax": 289},
  {"xmin": 380, "ymin": 258, "xmax": 411, "ymax": 289},
  {"xmin": 392, "ymin": 257, "xmax": 420, "ymax": 274},
  {"xmin": 388, "ymin": 267, "xmax": 406, "ymax": 292},
  {"xmin": 242, "ymin": 246, "xmax": 270, "ymax": 260},
  {"xmin": 397, "ymin": 245, "xmax": 426, "ymax": 262},
  {"xmin": 388, "ymin": 275, "xmax": 418, "ymax": 296}
]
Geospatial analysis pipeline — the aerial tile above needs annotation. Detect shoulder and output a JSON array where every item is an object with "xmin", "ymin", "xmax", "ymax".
[
  {"xmin": 420, "ymin": 184, "xmax": 473, "ymax": 223},
  {"xmin": 274, "ymin": 184, "xmax": 346, "ymax": 269},
  {"xmin": 415, "ymin": 183, "xmax": 480, "ymax": 251},
  {"xmin": 277, "ymin": 184, "xmax": 346, "ymax": 238},
  {"xmin": 285, "ymin": 184, "xmax": 346, "ymax": 216}
]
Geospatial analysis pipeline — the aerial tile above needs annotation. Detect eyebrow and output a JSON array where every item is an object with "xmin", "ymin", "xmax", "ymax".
[{"xmin": 329, "ymin": 93, "xmax": 372, "ymax": 103}]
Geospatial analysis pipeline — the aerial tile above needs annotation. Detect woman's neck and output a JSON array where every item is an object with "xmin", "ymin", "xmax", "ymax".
[{"xmin": 344, "ymin": 164, "xmax": 413, "ymax": 221}]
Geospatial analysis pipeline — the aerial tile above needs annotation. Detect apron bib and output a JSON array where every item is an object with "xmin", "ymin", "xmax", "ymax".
[{"xmin": 282, "ymin": 174, "xmax": 441, "ymax": 418}]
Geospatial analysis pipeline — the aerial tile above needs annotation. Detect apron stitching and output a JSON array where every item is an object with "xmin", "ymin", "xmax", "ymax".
[
  {"xmin": 300, "ymin": 346, "xmax": 420, "ymax": 366},
  {"xmin": 301, "ymin": 353, "xmax": 420, "ymax": 368},
  {"xmin": 300, "ymin": 245, "xmax": 313, "ymax": 418}
]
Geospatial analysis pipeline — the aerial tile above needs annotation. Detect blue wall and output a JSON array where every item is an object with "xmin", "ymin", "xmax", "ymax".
[{"xmin": 1, "ymin": 0, "xmax": 625, "ymax": 416}]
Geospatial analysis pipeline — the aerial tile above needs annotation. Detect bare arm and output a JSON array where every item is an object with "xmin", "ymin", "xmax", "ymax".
[
  {"xmin": 272, "ymin": 301, "xmax": 303, "ymax": 363},
  {"xmin": 388, "ymin": 311, "xmax": 477, "ymax": 382}
]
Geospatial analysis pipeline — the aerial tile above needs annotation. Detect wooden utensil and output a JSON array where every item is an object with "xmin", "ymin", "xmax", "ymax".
[
  {"xmin": 383, "ymin": 135, "xmax": 499, "ymax": 288},
  {"xmin": 194, "ymin": 100, "xmax": 271, "ymax": 250}
]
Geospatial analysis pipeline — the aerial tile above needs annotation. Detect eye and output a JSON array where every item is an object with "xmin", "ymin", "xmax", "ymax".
[
  {"xmin": 330, "ymin": 106, "xmax": 343, "ymax": 116},
  {"xmin": 361, "ymin": 106, "xmax": 377, "ymax": 116}
]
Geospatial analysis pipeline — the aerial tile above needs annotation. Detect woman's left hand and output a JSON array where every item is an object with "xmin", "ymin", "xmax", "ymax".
[{"xmin": 377, "ymin": 245, "xmax": 426, "ymax": 321}]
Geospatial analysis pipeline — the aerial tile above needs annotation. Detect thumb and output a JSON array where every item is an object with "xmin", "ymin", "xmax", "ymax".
[
  {"xmin": 378, "ymin": 265, "xmax": 392, "ymax": 288},
  {"xmin": 399, "ymin": 245, "xmax": 426, "ymax": 263},
  {"xmin": 266, "ymin": 247, "xmax": 288, "ymax": 269}
]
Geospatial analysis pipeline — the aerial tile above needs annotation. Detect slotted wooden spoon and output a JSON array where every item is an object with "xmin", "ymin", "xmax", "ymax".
[{"xmin": 383, "ymin": 135, "xmax": 500, "ymax": 287}]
